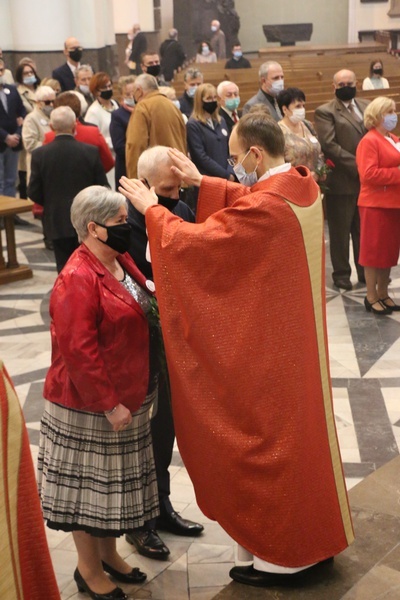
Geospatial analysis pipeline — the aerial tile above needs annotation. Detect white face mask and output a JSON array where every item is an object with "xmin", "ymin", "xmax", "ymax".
[
  {"xmin": 79, "ymin": 84, "xmax": 90, "ymax": 95},
  {"xmin": 270, "ymin": 79, "xmax": 284, "ymax": 97},
  {"xmin": 202, "ymin": 46, "xmax": 210, "ymax": 56},
  {"xmin": 172, "ymin": 99, "xmax": 180, "ymax": 109},
  {"xmin": 233, "ymin": 149, "xmax": 258, "ymax": 186},
  {"xmin": 124, "ymin": 97, "xmax": 135, "ymax": 107},
  {"xmin": 288, "ymin": 107, "xmax": 306, "ymax": 124}
]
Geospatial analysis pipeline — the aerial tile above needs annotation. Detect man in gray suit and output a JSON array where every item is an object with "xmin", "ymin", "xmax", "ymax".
[
  {"xmin": 314, "ymin": 69, "xmax": 369, "ymax": 290},
  {"xmin": 242, "ymin": 61, "xmax": 284, "ymax": 120}
]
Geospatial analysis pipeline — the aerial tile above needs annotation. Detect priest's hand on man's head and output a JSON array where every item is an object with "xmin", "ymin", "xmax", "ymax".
[
  {"xmin": 119, "ymin": 177, "xmax": 158, "ymax": 215},
  {"xmin": 168, "ymin": 148, "xmax": 203, "ymax": 187}
]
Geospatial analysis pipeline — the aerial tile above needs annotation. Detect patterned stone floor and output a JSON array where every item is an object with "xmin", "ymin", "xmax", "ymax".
[{"xmin": 2, "ymin": 214, "xmax": 400, "ymax": 599}]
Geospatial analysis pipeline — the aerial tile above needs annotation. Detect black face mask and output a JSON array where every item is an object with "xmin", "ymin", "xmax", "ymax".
[
  {"xmin": 202, "ymin": 100, "xmax": 218, "ymax": 114},
  {"xmin": 100, "ymin": 89, "xmax": 113, "ymax": 100},
  {"xmin": 156, "ymin": 194, "xmax": 180, "ymax": 211},
  {"xmin": 372, "ymin": 68, "xmax": 383, "ymax": 76},
  {"xmin": 335, "ymin": 86, "xmax": 356, "ymax": 102},
  {"xmin": 69, "ymin": 48, "xmax": 82, "ymax": 63},
  {"xmin": 146, "ymin": 64, "xmax": 161, "ymax": 77},
  {"xmin": 95, "ymin": 222, "xmax": 131, "ymax": 254}
]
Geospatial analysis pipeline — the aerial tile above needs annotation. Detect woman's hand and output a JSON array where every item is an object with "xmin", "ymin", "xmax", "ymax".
[
  {"xmin": 119, "ymin": 177, "xmax": 158, "ymax": 215},
  {"xmin": 168, "ymin": 148, "xmax": 203, "ymax": 187},
  {"xmin": 105, "ymin": 403, "xmax": 133, "ymax": 432}
]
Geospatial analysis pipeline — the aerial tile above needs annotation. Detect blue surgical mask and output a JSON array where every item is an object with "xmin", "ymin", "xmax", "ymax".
[
  {"xmin": 233, "ymin": 51, "xmax": 242, "ymax": 59},
  {"xmin": 23, "ymin": 75, "xmax": 37, "ymax": 86},
  {"xmin": 79, "ymin": 84, "xmax": 90, "ymax": 95},
  {"xmin": 233, "ymin": 149, "xmax": 258, "ymax": 186},
  {"xmin": 225, "ymin": 97, "xmax": 240, "ymax": 112},
  {"xmin": 124, "ymin": 97, "xmax": 135, "ymax": 107},
  {"xmin": 383, "ymin": 113, "xmax": 398, "ymax": 131},
  {"xmin": 187, "ymin": 86, "xmax": 197, "ymax": 98}
]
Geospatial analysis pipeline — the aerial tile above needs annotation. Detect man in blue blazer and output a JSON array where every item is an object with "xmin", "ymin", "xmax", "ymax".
[
  {"xmin": 0, "ymin": 59, "xmax": 26, "ymax": 198},
  {"xmin": 52, "ymin": 37, "xmax": 83, "ymax": 92}
]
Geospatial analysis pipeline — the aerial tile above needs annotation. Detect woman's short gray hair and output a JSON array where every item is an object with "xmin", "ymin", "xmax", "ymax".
[
  {"xmin": 71, "ymin": 186, "xmax": 127, "ymax": 241},
  {"xmin": 35, "ymin": 85, "xmax": 56, "ymax": 101}
]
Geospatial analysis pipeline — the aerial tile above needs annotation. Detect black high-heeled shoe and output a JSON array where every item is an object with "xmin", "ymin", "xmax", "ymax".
[
  {"xmin": 102, "ymin": 561, "xmax": 147, "ymax": 584},
  {"xmin": 364, "ymin": 297, "xmax": 392, "ymax": 315},
  {"xmin": 379, "ymin": 296, "xmax": 400, "ymax": 311},
  {"xmin": 73, "ymin": 568, "xmax": 128, "ymax": 600}
]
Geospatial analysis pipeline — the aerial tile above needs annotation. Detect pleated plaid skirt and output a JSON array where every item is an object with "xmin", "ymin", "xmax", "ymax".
[{"xmin": 37, "ymin": 389, "xmax": 159, "ymax": 537}]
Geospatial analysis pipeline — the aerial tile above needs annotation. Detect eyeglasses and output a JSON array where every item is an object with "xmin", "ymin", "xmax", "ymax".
[
  {"xmin": 43, "ymin": 100, "xmax": 54, "ymax": 105},
  {"xmin": 227, "ymin": 148, "xmax": 250, "ymax": 167}
]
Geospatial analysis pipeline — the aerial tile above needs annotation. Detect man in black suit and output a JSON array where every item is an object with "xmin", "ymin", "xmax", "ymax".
[
  {"xmin": 217, "ymin": 80, "xmax": 241, "ymax": 138},
  {"xmin": 52, "ymin": 37, "xmax": 83, "ymax": 92},
  {"xmin": 28, "ymin": 106, "xmax": 108, "ymax": 272},
  {"xmin": 0, "ymin": 59, "xmax": 26, "ymax": 198},
  {"xmin": 125, "ymin": 145, "xmax": 204, "ymax": 560},
  {"xmin": 159, "ymin": 29, "xmax": 186, "ymax": 82},
  {"xmin": 225, "ymin": 44, "xmax": 251, "ymax": 69}
]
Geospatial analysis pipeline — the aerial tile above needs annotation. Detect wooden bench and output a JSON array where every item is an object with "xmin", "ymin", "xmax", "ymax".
[{"xmin": 0, "ymin": 196, "xmax": 33, "ymax": 284}]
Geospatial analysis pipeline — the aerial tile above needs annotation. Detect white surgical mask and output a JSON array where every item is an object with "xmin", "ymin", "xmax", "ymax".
[
  {"xmin": 270, "ymin": 79, "xmax": 284, "ymax": 96},
  {"xmin": 288, "ymin": 107, "xmax": 306, "ymax": 124},
  {"xmin": 79, "ymin": 84, "xmax": 90, "ymax": 95},
  {"xmin": 172, "ymin": 99, "xmax": 180, "ymax": 109},
  {"xmin": 211, "ymin": 26, "xmax": 218, "ymax": 32},
  {"xmin": 202, "ymin": 46, "xmax": 210, "ymax": 56},
  {"xmin": 187, "ymin": 86, "xmax": 197, "ymax": 98},
  {"xmin": 233, "ymin": 150, "xmax": 258, "ymax": 186},
  {"xmin": 124, "ymin": 97, "xmax": 135, "ymax": 107}
]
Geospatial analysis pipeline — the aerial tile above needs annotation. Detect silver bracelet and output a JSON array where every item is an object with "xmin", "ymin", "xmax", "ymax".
[{"xmin": 104, "ymin": 405, "xmax": 118, "ymax": 416}]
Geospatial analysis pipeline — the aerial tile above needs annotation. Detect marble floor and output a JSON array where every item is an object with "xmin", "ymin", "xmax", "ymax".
[{"xmin": 2, "ymin": 214, "xmax": 400, "ymax": 599}]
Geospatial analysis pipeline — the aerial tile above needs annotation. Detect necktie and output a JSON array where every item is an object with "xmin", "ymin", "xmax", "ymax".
[
  {"xmin": 348, "ymin": 103, "xmax": 362, "ymax": 123},
  {"xmin": 232, "ymin": 111, "xmax": 238, "ymax": 123}
]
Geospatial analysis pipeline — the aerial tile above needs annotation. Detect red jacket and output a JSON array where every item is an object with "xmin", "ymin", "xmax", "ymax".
[
  {"xmin": 356, "ymin": 127, "xmax": 400, "ymax": 208},
  {"xmin": 44, "ymin": 244, "xmax": 153, "ymax": 413},
  {"xmin": 44, "ymin": 121, "xmax": 115, "ymax": 173}
]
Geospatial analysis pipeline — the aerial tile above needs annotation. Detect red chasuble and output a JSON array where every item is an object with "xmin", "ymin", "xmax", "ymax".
[
  {"xmin": 0, "ymin": 361, "xmax": 60, "ymax": 599},
  {"xmin": 145, "ymin": 167, "xmax": 354, "ymax": 567}
]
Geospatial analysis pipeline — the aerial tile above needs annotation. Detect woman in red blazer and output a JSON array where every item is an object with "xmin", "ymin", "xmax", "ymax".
[
  {"xmin": 37, "ymin": 186, "xmax": 161, "ymax": 599},
  {"xmin": 356, "ymin": 96, "xmax": 400, "ymax": 315}
]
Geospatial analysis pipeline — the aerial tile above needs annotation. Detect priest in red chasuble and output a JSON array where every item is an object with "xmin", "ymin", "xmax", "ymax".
[{"xmin": 119, "ymin": 113, "xmax": 354, "ymax": 588}]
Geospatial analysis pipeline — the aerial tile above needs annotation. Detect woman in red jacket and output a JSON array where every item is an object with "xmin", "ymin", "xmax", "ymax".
[
  {"xmin": 37, "ymin": 186, "xmax": 161, "ymax": 599},
  {"xmin": 356, "ymin": 96, "xmax": 400, "ymax": 315}
]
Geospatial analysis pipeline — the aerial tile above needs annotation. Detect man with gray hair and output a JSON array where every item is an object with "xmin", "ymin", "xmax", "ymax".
[
  {"xmin": 74, "ymin": 64, "xmax": 94, "ymax": 114},
  {"xmin": 242, "ymin": 61, "xmax": 284, "ymax": 119},
  {"xmin": 125, "ymin": 74, "xmax": 186, "ymax": 179},
  {"xmin": 178, "ymin": 68, "xmax": 203, "ymax": 118},
  {"xmin": 217, "ymin": 80, "xmax": 241, "ymax": 138},
  {"xmin": 159, "ymin": 28, "xmax": 186, "ymax": 82},
  {"xmin": 125, "ymin": 145, "xmax": 203, "ymax": 559},
  {"xmin": 210, "ymin": 19, "xmax": 226, "ymax": 59},
  {"xmin": 28, "ymin": 106, "xmax": 108, "ymax": 272}
]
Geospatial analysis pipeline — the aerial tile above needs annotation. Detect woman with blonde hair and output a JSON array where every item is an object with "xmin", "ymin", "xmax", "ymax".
[
  {"xmin": 186, "ymin": 83, "xmax": 234, "ymax": 180},
  {"xmin": 356, "ymin": 95, "xmax": 400, "ymax": 315}
]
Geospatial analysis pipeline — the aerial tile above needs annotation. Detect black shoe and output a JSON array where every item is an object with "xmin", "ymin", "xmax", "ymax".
[
  {"xmin": 13, "ymin": 215, "xmax": 32, "ymax": 227},
  {"xmin": 102, "ymin": 561, "xmax": 147, "ymax": 584},
  {"xmin": 156, "ymin": 511, "xmax": 204, "ymax": 537},
  {"xmin": 364, "ymin": 297, "xmax": 392, "ymax": 315},
  {"xmin": 73, "ymin": 568, "xmax": 128, "ymax": 599},
  {"xmin": 125, "ymin": 529, "xmax": 170, "ymax": 560},
  {"xmin": 334, "ymin": 278, "xmax": 352, "ymax": 291},
  {"xmin": 229, "ymin": 558, "xmax": 334, "ymax": 588},
  {"xmin": 44, "ymin": 238, "xmax": 54, "ymax": 251},
  {"xmin": 379, "ymin": 296, "xmax": 400, "ymax": 311}
]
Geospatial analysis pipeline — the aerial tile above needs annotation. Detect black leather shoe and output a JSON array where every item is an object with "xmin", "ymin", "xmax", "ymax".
[
  {"xmin": 102, "ymin": 561, "xmax": 147, "ymax": 584},
  {"xmin": 379, "ymin": 296, "xmax": 400, "ymax": 311},
  {"xmin": 125, "ymin": 529, "xmax": 170, "ymax": 560},
  {"xmin": 229, "ymin": 558, "xmax": 334, "ymax": 588},
  {"xmin": 73, "ymin": 568, "xmax": 128, "ymax": 599},
  {"xmin": 156, "ymin": 511, "xmax": 204, "ymax": 537},
  {"xmin": 364, "ymin": 297, "xmax": 392, "ymax": 315},
  {"xmin": 334, "ymin": 278, "xmax": 352, "ymax": 291}
]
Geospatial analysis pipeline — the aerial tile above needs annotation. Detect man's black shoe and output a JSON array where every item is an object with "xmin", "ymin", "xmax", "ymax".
[
  {"xmin": 125, "ymin": 529, "xmax": 170, "ymax": 560},
  {"xmin": 229, "ymin": 558, "xmax": 334, "ymax": 588},
  {"xmin": 333, "ymin": 278, "xmax": 352, "ymax": 291},
  {"xmin": 156, "ymin": 511, "xmax": 204, "ymax": 537}
]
